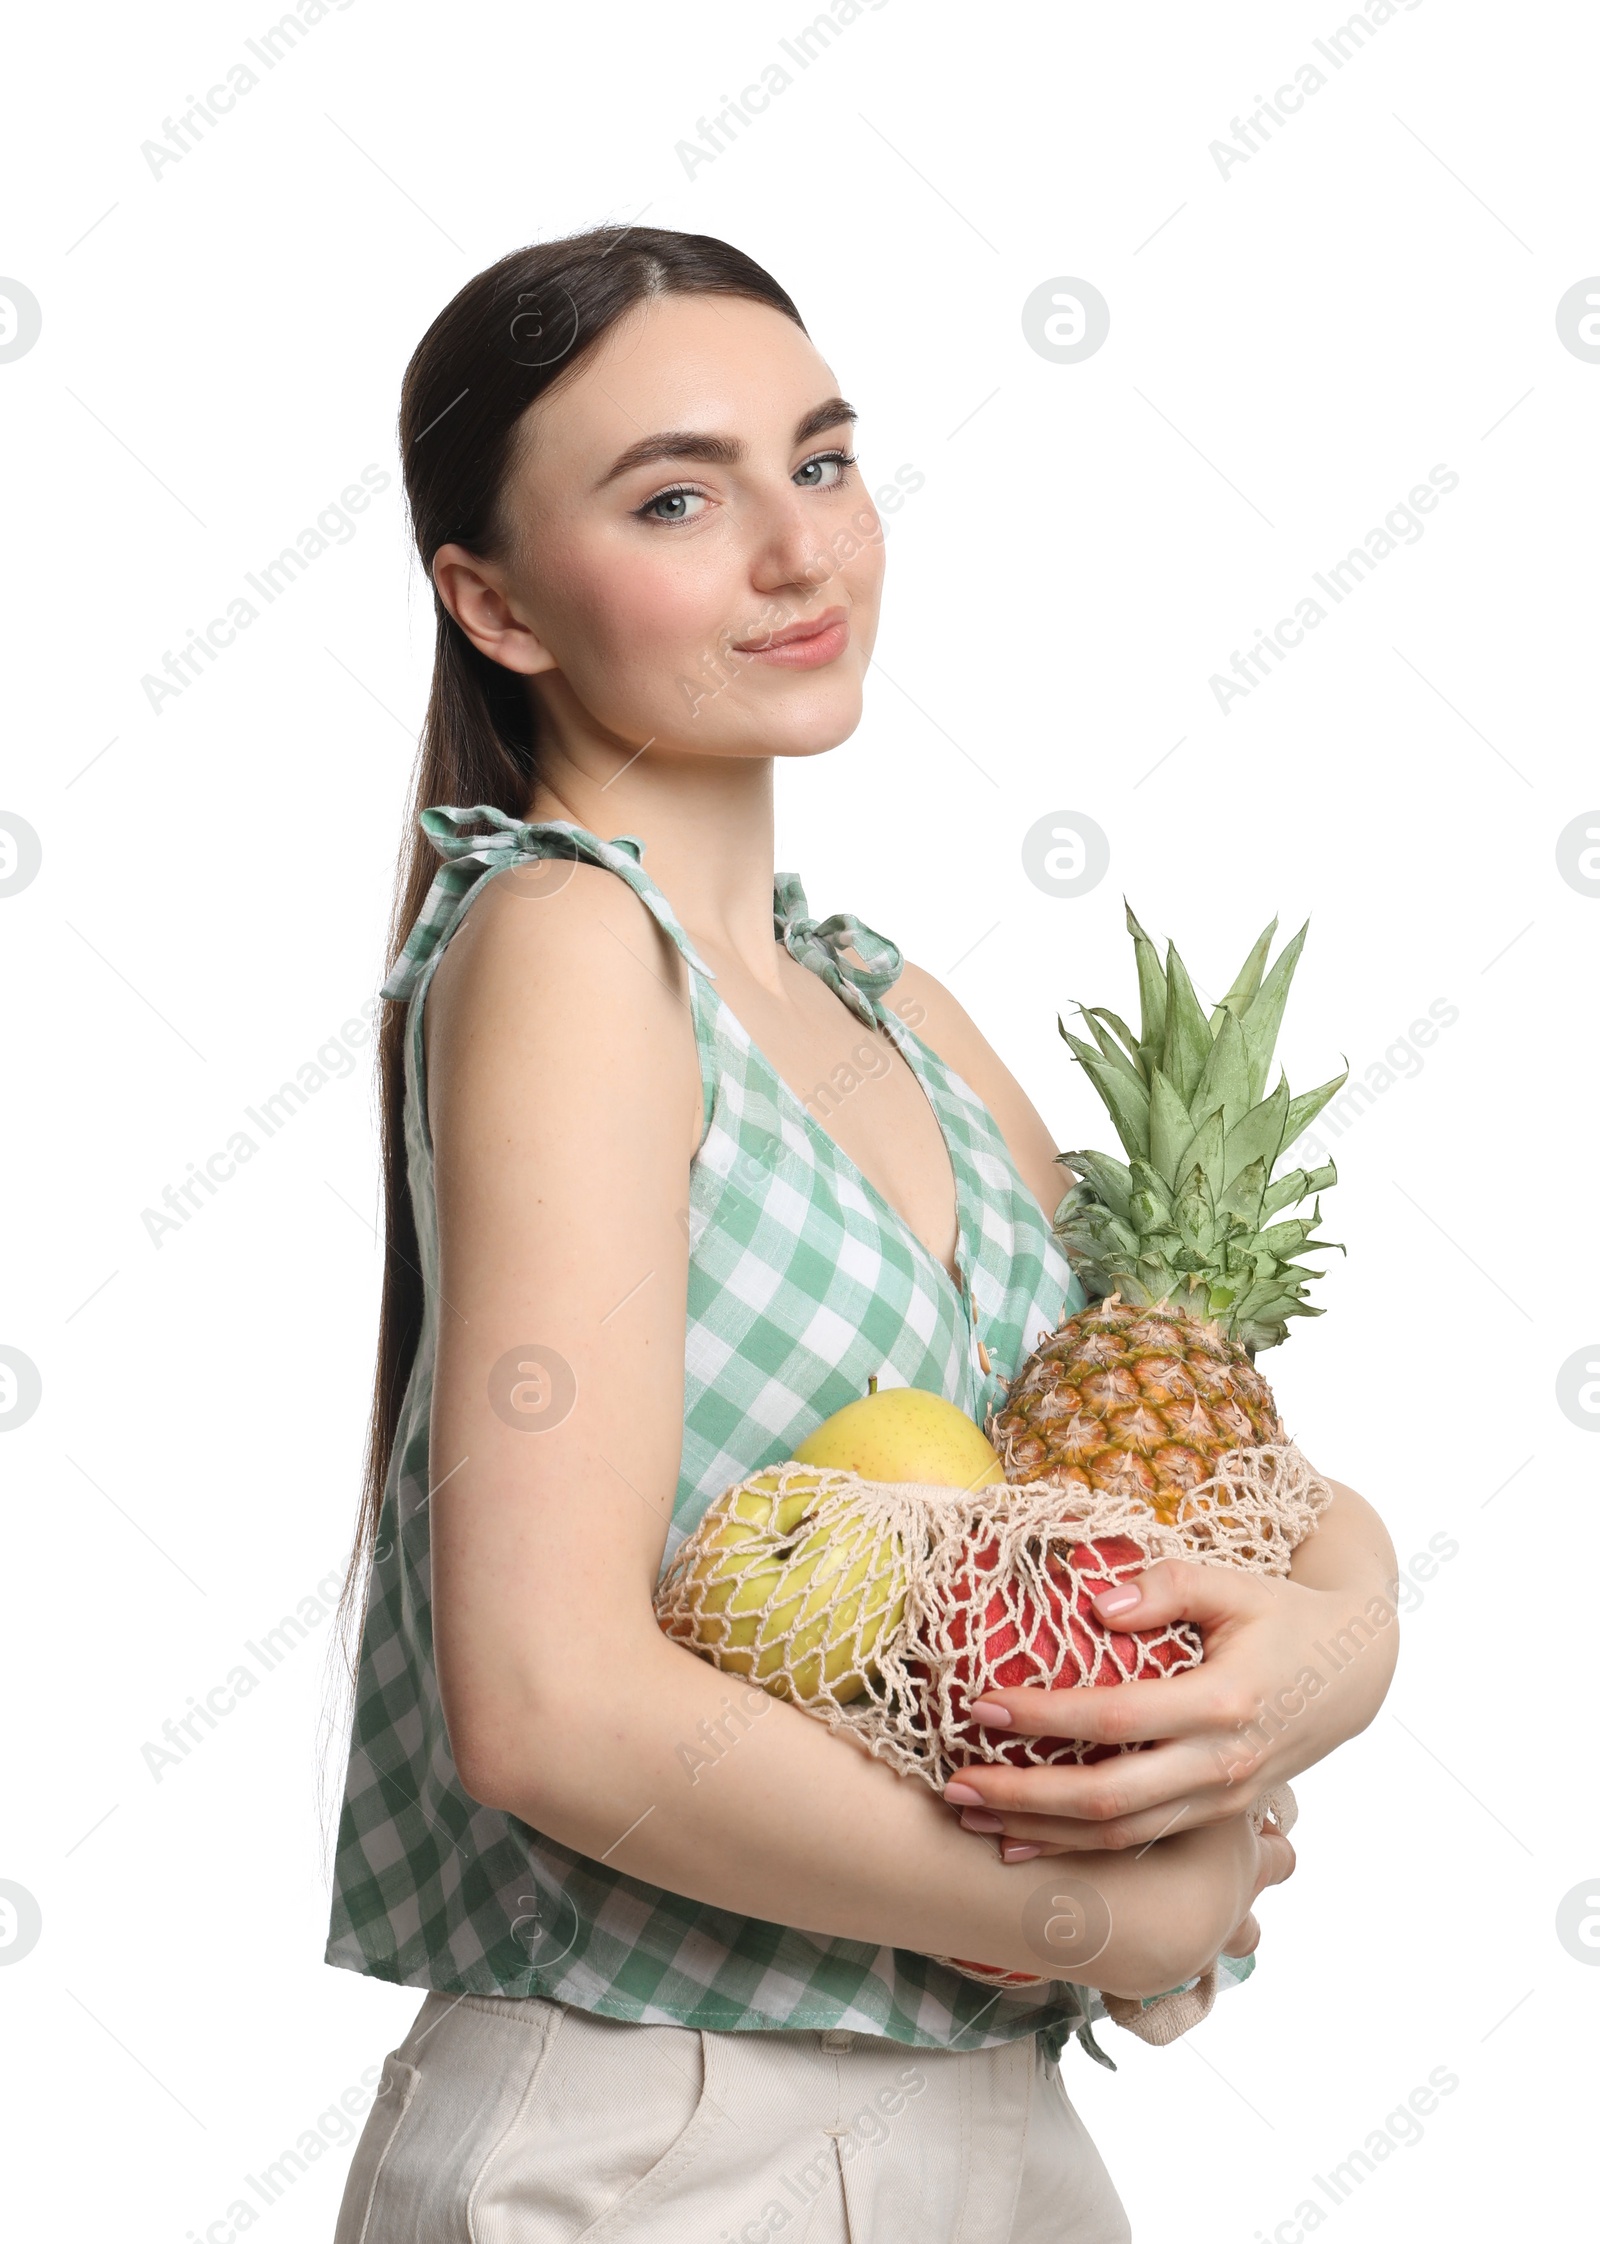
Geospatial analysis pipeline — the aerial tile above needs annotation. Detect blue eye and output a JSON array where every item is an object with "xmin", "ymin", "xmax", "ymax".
[
  {"xmin": 795, "ymin": 449, "xmax": 857, "ymax": 488},
  {"xmin": 639, "ymin": 486, "xmax": 709, "ymax": 524}
]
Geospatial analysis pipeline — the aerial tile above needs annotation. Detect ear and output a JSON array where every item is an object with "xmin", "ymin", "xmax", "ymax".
[{"xmin": 432, "ymin": 542, "xmax": 557, "ymax": 677}]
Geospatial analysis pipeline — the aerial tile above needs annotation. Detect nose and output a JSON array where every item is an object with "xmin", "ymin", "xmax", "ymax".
[{"xmin": 747, "ymin": 480, "xmax": 843, "ymax": 604}]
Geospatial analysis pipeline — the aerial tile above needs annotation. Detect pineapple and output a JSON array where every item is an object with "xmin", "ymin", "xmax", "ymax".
[{"xmin": 991, "ymin": 906, "xmax": 1346, "ymax": 1522}]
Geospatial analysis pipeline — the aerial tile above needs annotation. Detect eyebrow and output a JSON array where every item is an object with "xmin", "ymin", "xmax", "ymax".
[{"xmin": 595, "ymin": 397, "xmax": 858, "ymax": 489}]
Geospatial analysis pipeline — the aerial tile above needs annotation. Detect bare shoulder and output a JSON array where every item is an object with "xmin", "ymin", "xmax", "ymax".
[
  {"xmin": 888, "ymin": 958, "xmax": 1074, "ymax": 1222},
  {"xmin": 425, "ymin": 858, "xmax": 704, "ymax": 1166}
]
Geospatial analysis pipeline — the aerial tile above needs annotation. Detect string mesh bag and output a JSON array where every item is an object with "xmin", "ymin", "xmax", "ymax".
[{"xmin": 655, "ymin": 1441, "xmax": 1332, "ymax": 2043}]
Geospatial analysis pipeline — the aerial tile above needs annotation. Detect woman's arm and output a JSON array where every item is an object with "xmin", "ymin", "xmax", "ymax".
[
  {"xmin": 889, "ymin": 958, "xmax": 1401, "ymax": 1851},
  {"xmin": 420, "ymin": 868, "xmax": 1288, "ymax": 1995}
]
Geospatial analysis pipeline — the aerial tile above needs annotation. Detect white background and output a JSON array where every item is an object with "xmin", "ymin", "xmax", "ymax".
[{"xmin": 2, "ymin": 1, "xmax": 1595, "ymax": 2237}]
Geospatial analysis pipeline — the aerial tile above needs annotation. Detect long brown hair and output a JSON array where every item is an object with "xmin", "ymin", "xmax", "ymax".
[{"xmin": 319, "ymin": 227, "xmax": 807, "ymax": 1806}]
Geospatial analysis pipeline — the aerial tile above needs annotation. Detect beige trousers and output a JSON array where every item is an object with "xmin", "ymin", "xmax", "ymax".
[{"xmin": 332, "ymin": 1991, "xmax": 1131, "ymax": 2244}]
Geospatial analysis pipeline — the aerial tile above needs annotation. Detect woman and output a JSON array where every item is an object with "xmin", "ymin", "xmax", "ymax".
[{"xmin": 323, "ymin": 226, "xmax": 1397, "ymax": 2242}]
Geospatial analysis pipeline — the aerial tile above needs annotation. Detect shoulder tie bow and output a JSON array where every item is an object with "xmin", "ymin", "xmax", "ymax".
[
  {"xmin": 773, "ymin": 870, "xmax": 904, "ymax": 1030},
  {"xmin": 379, "ymin": 804, "xmax": 714, "ymax": 1002}
]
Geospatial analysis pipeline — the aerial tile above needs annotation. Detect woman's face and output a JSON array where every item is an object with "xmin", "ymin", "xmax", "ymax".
[{"xmin": 446, "ymin": 291, "xmax": 885, "ymax": 766}]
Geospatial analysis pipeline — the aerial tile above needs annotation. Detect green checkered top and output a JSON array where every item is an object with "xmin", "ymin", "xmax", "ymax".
[{"xmin": 324, "ymin": 805, "xmax": 1245, "ymax": 2059}]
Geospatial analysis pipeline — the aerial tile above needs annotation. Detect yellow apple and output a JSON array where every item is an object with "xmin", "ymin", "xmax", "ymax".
[
  {"xmin": 670, "ymin": 1467, "xmax": 904, "ymax": 1705},
  {"xmin": 792, "ymin": 1381, "xmax": 1005, "ymax": 1490}
]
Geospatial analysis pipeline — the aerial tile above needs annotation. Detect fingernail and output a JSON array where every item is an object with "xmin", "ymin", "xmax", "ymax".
[
  {"xmin": 943, "ymin": 1781, "xmax": 987, "ymax": 1806},
  {"xmin": 969, "ymin": 1700, "xmax": 1013, "ymax": 1727},
  {"xmin": 1094, "ymin": 1586, "xmax": 1140, "ymax": 1617},
  {"xmin": 960, "ymin": 1809, "xmax": 1006, "ymax": 1833},
  {"xmin": 1001, "ymin": 1842, "xmax": 1042, "ymax": 1863}
]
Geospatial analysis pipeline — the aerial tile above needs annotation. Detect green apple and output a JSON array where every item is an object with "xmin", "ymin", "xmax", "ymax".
[{"xmin": 672, "ymin": 1467, "xmax": 904, "ymax": 1705}]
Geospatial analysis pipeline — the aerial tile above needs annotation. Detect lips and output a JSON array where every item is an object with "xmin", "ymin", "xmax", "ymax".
[{"xmin": 734, "ymin": 605, "xmax": 849, "ymax": 663}]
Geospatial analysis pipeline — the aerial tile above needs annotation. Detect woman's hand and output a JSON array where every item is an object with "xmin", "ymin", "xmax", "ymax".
[{"xmin": 941, "ymin": 1482, "xmax": 1399, "ymax": 1856}]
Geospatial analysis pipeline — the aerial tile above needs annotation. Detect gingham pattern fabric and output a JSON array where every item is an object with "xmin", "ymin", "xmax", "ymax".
[{"xmin": 324, "ymin": 806, "xmax": 1252, "ymax": 2059}]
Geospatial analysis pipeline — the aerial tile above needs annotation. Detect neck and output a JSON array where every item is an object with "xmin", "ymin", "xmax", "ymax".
[{"xmin": 526, "ymin": 732, "xmax": 784, "ymax": 989}]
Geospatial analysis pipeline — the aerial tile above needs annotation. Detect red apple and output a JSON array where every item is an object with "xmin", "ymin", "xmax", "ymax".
[{"xmin": 929, "ymin": 1534, "xmax": 1203, "ymax": 1770}]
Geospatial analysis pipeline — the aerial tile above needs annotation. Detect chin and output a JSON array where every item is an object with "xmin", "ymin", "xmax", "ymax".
[{"xmin": 739, "ymin": 675, "xmax": 867, "ymax": 761}]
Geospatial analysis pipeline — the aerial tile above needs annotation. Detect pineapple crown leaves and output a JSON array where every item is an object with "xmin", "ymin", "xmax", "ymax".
[{"xmin": 1052, "ymin": 901, "xmax": 1349, "ymax": 1352}]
